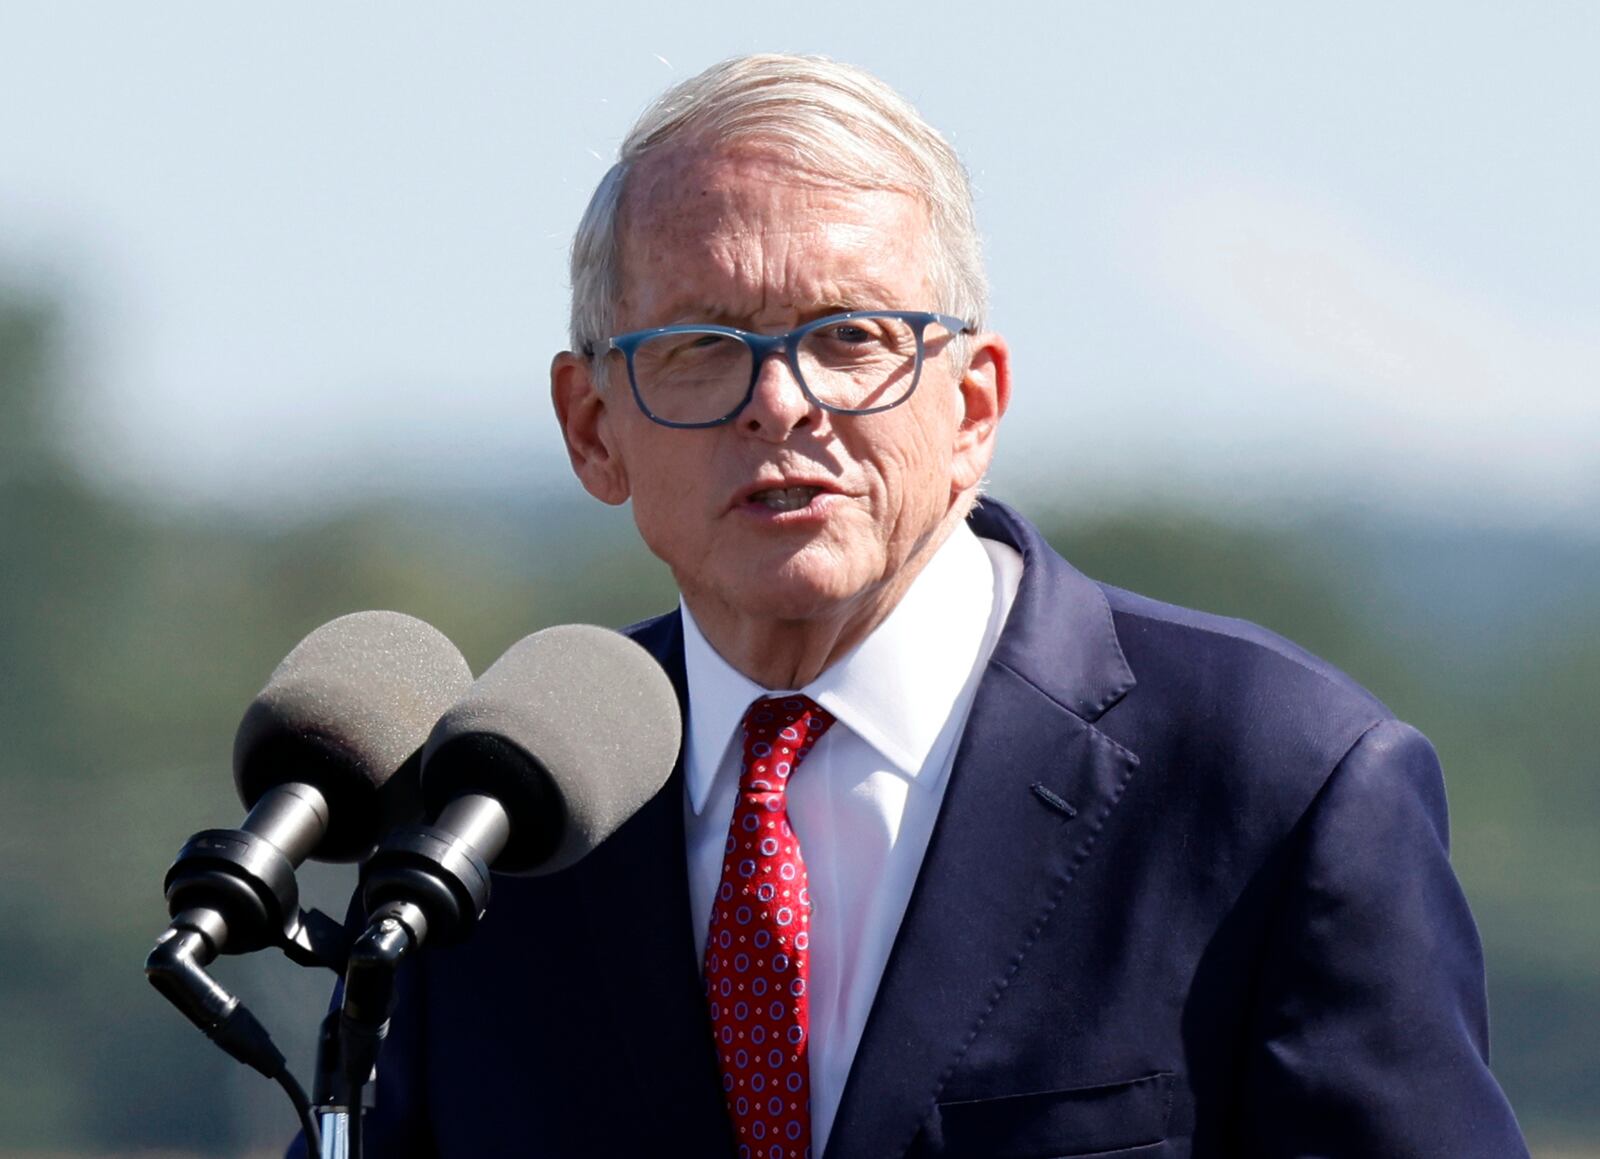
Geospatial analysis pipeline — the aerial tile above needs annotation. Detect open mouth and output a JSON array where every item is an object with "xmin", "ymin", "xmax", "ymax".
[{"xmin": 748, "ymin": 486, "xmax": 823, "ymax": 512}]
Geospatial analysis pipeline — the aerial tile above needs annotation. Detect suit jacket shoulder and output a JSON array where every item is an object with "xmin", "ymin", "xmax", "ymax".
[{"xmin": 921, "ymin": 498, "xmax": 1527, "ymax": 1158}]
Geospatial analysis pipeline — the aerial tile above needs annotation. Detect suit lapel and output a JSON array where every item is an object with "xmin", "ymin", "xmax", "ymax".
[
  {"xmin": 825, "ymin": 501, "xmax": 1141, "ymax": 1159},
  {"xmin": 575, "ymin": 612, "xmax": 735, "ymax": 1153}
]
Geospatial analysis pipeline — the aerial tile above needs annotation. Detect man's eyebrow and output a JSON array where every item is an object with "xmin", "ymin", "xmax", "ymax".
[
  {"xmin": 664, "ymin": 292, "xmax": 901, "ymax": 328},
  {"xmin": 639, "ymin": 302, "xmax": 743, "ymax": 327}
]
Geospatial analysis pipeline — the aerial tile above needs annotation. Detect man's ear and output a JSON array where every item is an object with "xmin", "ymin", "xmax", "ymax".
[
  {"xmin": 551, "ymin": 351, "xmax": 631, "ymax": 505},
  {"xmin": 949, "ymin": 330, "xmax": 1012, "ymax": 494}
]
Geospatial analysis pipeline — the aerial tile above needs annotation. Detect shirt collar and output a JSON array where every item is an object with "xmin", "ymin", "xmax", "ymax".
[{"xmin": 681, "ymin": 522, "xmax": 997, "ymax": 815}]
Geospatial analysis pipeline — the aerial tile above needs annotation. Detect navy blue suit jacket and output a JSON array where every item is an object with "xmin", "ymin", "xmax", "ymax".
[{"xmin": 350, "ymin": 500, "xmax": 1526, "ymax": 1157}]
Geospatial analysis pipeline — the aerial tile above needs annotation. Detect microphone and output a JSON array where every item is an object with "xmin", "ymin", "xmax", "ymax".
[
  {"xmin": 360, "ymin": 622, "xmax": 681, "ymax": 943},
  {"xmin": 232, "ymin": 608, "xmax": 476, "ymax": 864},
  {"xmin": 338, "ymin": 624, "xmax": 679, "ymax": 1081},
  {"xmin": 147, "ymin": 612, "xmax": 473, "ymax": 1062}
]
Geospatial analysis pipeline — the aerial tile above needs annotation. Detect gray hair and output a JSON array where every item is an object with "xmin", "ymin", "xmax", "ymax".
[{"xmin": 568, "ymin": 54, "xmax": 987, "ymax": 355}]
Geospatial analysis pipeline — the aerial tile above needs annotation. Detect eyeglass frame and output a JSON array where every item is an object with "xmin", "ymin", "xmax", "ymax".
[{"xmin": 582, "ymin": 309, "xmax": 975, "ymax": 429}]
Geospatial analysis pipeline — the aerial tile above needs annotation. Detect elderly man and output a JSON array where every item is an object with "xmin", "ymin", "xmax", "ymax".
[{"xmin": 357, "ymin": 55, "xmax": 1526, "ymax": 1157}]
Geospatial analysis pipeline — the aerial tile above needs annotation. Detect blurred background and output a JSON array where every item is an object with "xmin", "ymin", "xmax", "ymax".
[{"xmin": 1, "ymin": 3, "xmax": 1595, "ymax": 1155}]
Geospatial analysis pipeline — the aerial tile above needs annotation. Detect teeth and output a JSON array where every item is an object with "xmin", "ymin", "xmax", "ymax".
[{"xmin": 753, "ymin": 486, "xmax": 821, "ymax": 512}]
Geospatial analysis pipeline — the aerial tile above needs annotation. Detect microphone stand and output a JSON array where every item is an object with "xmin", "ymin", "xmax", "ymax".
[
  {"xmin": 310, "ymin": 1006, "xmax": 374, "ymax": 1159},
  {"xmin": 325, "ymin": 793, "xmax": 510, "ymax": 1156},
  {"xmin": 317, "ymin": 901, "xmax": 429, "ymax": 1159}
]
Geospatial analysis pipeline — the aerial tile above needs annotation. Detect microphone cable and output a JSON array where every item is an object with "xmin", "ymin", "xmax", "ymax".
[
  {"xmin": 279, "ymin": 1067, "xmax": 321, "ymax": 1156},
  {"xmin": 345, "ymin": 1086, "xmax": 364, "ymax": 1159}
]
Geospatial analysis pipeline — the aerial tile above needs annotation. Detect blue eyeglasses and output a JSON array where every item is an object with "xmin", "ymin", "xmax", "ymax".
[{"xmin": 584, "ymin": 310, "xmax": 973, "ymax": 429}]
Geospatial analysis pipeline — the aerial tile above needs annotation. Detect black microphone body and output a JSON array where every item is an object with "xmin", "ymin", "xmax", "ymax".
[{"xmin": 160, "ymin": 782, "xmax": 330, "ymax": 961}]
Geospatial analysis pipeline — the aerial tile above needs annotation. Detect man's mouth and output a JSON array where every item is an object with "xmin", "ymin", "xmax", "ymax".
[{"xmin": 749, "ymin": 486, "xmax": 823, "ymax": 512}]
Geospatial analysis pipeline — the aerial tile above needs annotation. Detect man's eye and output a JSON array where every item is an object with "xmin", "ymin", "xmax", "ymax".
[
  {"xmin": 816, "ymin": 324, "xmax": 878, "ymax": 345},
  {"xmin": 657, "ymin": 333, "xmax": 733, "ymax": 359}
]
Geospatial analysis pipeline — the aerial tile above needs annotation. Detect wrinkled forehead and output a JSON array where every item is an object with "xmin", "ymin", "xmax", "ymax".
[{"xmin": 614, "ymin": 143, "xmax": 934, "ymax": 322}]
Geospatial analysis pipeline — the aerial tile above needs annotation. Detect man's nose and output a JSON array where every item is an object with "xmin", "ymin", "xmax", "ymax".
[{"xmin": 740, "ymin": 349, "xmax": 819, "ymax": 438}]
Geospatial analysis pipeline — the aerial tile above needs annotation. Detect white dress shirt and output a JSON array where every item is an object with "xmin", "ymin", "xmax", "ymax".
[{"xmin": 681, "ymin": 521, "xmax": 1024, "ymax": 1152}]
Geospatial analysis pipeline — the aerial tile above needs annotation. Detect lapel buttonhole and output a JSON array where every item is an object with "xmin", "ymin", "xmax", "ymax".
[{"xmin": 1030, "ymin": 782, "xmax": 1078, "ymax": 818}]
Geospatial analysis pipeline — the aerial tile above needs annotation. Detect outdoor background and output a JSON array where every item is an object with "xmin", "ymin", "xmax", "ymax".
[{"xmin": 1, "ymin": 3, "xmax": 1595, "ymax": 1155}]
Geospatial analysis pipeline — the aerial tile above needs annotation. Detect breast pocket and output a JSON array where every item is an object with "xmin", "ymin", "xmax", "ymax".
[{"xmin": 933, "ymin": 1071, "xmax": 1173, "ymax": 1158}]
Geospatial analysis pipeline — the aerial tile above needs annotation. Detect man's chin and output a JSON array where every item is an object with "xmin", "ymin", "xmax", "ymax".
[{"xmin": 684, "ymin": 565, "xmax": 880, "ymax": 631}]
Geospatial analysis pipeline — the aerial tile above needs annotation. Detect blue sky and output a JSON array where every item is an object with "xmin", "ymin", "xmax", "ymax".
[{"xmin": 2, "ymin": 2, "xmax": 1596, "ymax": 528}]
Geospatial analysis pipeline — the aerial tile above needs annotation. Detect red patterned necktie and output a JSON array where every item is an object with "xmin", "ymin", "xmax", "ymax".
[{"xmin": 705, "ymin": 695, "xmax": 835, "ymax": 1159}]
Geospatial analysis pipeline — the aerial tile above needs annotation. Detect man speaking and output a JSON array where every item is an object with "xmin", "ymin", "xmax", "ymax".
[{"xmin": 357, "ymin": 55, "xmax": 1527, "ymax": 1156}]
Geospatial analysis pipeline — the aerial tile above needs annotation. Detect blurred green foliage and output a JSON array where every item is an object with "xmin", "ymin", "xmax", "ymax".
[{"xmin": 1, "ymin": 284, "xmax": 1595, "ymax": 1153}]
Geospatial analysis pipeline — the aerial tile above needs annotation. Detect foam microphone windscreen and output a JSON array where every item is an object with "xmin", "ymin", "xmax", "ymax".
[
  {"xmin": 421, "ymin": 623, "xmax": 682, "ymax": 875},
  {"xmin": 233, "ymin": 611, "xmax": 474, "ymax": 861}
]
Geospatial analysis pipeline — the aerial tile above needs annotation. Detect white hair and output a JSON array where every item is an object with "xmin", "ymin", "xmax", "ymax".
[{"xmin": 568, "ymin": 54, "xmax": 987, "ymax": 355}]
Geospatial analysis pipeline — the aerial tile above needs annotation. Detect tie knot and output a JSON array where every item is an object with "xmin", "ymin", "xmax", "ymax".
[{"xmin": 738, "ymin": 695, "xmax": 834, "ymax": 794}]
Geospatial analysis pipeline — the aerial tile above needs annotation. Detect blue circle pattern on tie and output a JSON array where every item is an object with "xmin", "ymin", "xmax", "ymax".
[{"xmin": 704, "ymin": 695, "xmax": 834, "ymax": 1159}]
